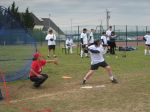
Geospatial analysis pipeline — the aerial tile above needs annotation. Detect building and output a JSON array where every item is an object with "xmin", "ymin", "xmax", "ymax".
[{"xmin": 31, "ymin": 13, "xmax": 65, "ymax": 35}]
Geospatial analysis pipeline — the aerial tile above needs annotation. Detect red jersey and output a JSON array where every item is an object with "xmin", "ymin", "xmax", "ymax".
[{"xmin": 29, "ymin": 60, "xmax": 46, "ymax": 77}]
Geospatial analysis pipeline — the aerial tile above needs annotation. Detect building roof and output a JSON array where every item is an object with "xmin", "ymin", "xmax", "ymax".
[{"xmin": 31, "ymin": 13, "xmax": 64, "ymax": 35}]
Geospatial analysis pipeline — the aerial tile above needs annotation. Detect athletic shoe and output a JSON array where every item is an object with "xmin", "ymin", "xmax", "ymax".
[
  {"xmin": 82, "ymin": 80, "xmax": 86, "ymax": 85},
  {"xmin": 111, "ymin": 78, "xmax": 118, "ymax": 84},
  {"xmin": 33, "ymin": 83, "xmax": 40, "ymax": 88},
  {"xmin": 47, "ymin": 55, "xmax": 50, "ymax": 58},
  {"xmin": 53, "ymin": 55, "xmax": 57, "ymax": 58}
]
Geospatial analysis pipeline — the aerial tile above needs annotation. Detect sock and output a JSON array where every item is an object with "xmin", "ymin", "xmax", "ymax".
[
  {"xmin": 83, "ymin": 77, "xmax": 87, "ymax": 81},
  {"xmin": 85, "ymin": 53, "xmax": 87, "ymax": 57},
  {"xmin": 80, "ymin": 50, "xmax": 83, "ymax": 57},
  {"xmin": 110, "ymin": 76, "xmax": 114, "ymax": 80},
  {"xmin": 145, "ymin": 49, "xmax": 147, "ymax": 55},
  {"xmin": 149, "ymin": 50, "xmax": 150, "ymax": 55}
]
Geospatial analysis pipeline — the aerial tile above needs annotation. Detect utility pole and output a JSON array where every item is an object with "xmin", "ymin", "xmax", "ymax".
[
  {"xmin": 106, "ymin": 9, "xmax": 110, "ymax": 29},
  {"xmin": 70, "ymin": 18, "xmax": 72, "ymax": 34},
  {"xmin": 49, "ymin": 13, "xmax": 51, "ymax": 29}
]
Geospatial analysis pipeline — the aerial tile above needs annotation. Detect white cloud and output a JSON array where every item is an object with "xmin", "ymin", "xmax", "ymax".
[{"xmin": 1, "ymin": 0, "xmax": 150, "ymax": 27}]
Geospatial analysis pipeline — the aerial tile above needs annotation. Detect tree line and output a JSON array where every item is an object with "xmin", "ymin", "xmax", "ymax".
[{"xmin": 8, "ymin": 1, "xmax": 35, "ymax": 29}]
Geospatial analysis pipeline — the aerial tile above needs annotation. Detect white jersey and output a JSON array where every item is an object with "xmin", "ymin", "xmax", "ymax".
[
  {"xmin": 45, "ymin": 34, "xmax": 56, "ymax": 45},
  {"xmin": 89, "ymin": 32, "xmax": 94, "ymax": 44},
  {"xmin": 106, "ymin": 29, "xmax": 112, "ymax": 41},
  {"xmin": 66, "ymin": 39, "xmax": 73, "ymax": 48},
  {"xmin": 88, "ymin": 45, "xmax": 107, "ymax": 65},
  {"xmin": 144, "ymin": 34, "xmax": 150, "ymax": 45},
  {"xmin": 101, "ymin": 35, "xmax": 107, "ymax": 45},
  {"xmin": 80, "ymin": 32, "xmax": 88, "ymax": 45}
]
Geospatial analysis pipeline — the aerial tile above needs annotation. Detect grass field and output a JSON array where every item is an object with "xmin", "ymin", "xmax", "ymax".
[{"xmin": 0, "ymin": 44, "xmax": 150, "ymax": 112}]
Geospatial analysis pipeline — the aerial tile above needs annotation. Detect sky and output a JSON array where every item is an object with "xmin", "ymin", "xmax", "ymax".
[{"xmin": 1, "ymin": 0, "xmax": 150, "ymax": 29}]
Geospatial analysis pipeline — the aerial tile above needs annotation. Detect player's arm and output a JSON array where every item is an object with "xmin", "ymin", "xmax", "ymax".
[
  {"xmin": 30, "ymin": 68, "xmax": 42, "ymax": 78},
  {"xmin": 143, "ymin": 36, "xmax": 146, "ymax": 41},
  {"xmin": 80, "ymin": 38, "xmax": 83, "ymax": 44},
  {"xmin": 46, "ymin": 59, "xmax": 58, "ymax": 65},
  {"xmin": 88, "ymin": 46, "xmax": 100, "ymax": 53},
  {"xmin": 88, "ymin": 49, "xmax": 100, "ymax": 53},
  {"xmin": 101, "ymin": 45, "xmax": 108, "ymax": 54}
]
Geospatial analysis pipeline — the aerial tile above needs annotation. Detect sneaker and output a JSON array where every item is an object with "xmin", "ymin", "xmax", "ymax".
[
  {"xmin": 33, "ymin": 83, "xmax": 40, "ymax": 88},
  {"xmin": 82, "ymin": 80, "xmax": 86, "ymax": 85},
  {"xmin": 47, "ymin": 55, "xmax": 50, "ymax": 58},
  {"xmin": 53, "ymin": 55, "xmax": 57, "ymax": 58},
  {"xmin": 111, "ymin": 78, "xmax": 118, "ymax": 84}
]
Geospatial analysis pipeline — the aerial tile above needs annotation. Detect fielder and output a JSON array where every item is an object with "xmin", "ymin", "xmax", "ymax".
[
  {"xmin": 143, "ymin": 31, "xmax": 150, "ymax": 55},
  {"xmin": 29, "ymin": 52, "xmax": 58, "ymax": 88}
]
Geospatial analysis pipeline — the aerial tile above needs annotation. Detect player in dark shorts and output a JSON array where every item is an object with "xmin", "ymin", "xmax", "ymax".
[{"xmin": 82, "ymin": 39, "xmax": 118, "ymax": 84}]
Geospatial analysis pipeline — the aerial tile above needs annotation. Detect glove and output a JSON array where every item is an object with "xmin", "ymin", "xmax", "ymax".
[{"xmin": 50, "ymin": 38, "xmax": 54, "ymax": 41}]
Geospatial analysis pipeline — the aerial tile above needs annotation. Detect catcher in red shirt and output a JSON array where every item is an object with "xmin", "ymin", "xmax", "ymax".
[{"xmin": 29, "ymin": 52, "xmax": 58, "ymax": 88}]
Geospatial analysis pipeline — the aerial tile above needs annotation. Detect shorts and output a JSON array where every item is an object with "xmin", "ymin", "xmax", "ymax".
[
  {"xmin": 48, "ymin": 45, "xmax": 55, "ymax": 50},
  {"xmin": 90, "ymin": 61, "xmax": 108, "ymax": 70},
  {"xmin": 82, "ymin": 45, "xmax": 86, "ymax": 49}
]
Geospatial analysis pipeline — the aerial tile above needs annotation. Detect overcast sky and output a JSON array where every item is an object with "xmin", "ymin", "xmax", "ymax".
[{"xmin": 1, "ymin": 0, "xmax": 150, "ymax": 29}]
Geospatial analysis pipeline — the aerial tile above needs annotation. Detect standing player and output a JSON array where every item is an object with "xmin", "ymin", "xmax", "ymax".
[
  {"xmin": 101, "ymin": 32, "xmax": 108, "ymax": 46},
  {"xmin": 29, "ymin": 52, "xmax": 58, "ymax": 88},
  {"xmin": 143, "ymin": 31, "xmax": 150, "ymax": 55},
  {"xmin": 82, "ymin": 39, "xmax": 118, "ymax": 84},
  {"xmin": 109, "ymin": 31, "xmax": 117, "ymax": 54},
  {"xmin": 106, "ymin": 26, "xmax": 113, "ymax": 52},
  {"xmin": 88, "ymin": 29, "xmax": 95, "ymax": 45},
  {"xmin": 80, "ymin": 28, "xmax": 88, "ymax": 58},
  {"xmin": 45, "ymin": 29, "xmax": 56, "ymax": 58}
]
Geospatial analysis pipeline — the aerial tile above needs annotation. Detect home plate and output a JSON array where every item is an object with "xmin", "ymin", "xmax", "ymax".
[
  {"xmin": 95, "ymin": 85, "xmax": 105, "ymax": 88},
  {"xmin": 81, "ymin": 85, "xmax": 105, "ymax": 89},
  {"xmin": 81, "ymin": 86, "xmax": 93, "ymax": 89},
  {"xmin": 62, "ymin": 76, "xmax": 72, "ymax": 79}
]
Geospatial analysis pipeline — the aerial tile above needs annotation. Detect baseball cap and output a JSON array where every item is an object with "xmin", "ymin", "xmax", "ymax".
[{"xmin": 33, "ymin": 52, "xmax": 41, "ymax": 59}]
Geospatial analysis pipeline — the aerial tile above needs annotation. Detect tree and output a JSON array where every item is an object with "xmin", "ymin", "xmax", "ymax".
[
  {"xmin": 8, "ymin": 1, "xmax": 21, "ymax": 21},
  {"xmin": 23, "ymin": 7, "xmax": 35, "ymax": 29}
]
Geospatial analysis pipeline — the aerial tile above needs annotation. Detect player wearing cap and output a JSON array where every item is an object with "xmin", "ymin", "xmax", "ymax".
[
  {"xmin": 88, "ymin": 29, "xmax": 95, "ymax": 45},
  {"xmin": 82, "ymin": 39, "xmax": 118, "ymax": 84},
  {"xmin": 45, "ymin": 29, "xmax": 56, "ymax": 58},
  {"xmin": 29, "ymin": 52, "xmax": 58, "ymax": 88},
  {"xmin": 143, "ymin": 31, "xmax": 150, "ymax": 55},
  {"xmin": 80, "ymin": 28, "xmax": 88, "ymax": 58}
]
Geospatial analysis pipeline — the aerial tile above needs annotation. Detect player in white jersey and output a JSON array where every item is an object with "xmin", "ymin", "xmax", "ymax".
[
  {"xmin": 101, "ymin": 32, "xmax": 108, "ymax": 46},
  {"xmin": 66, "ymin": 37, "xmax": 73, "ymax": 54},
  {"xmin": 106, "ymin": 26, "xmax": 113, "ymax": 52},
  {"xmin": 88, "ymin": 29, "xmax": 95, "ymax": 45},
  {"xmin": 45, "ymin": 29, "xmax": 56, "ymax": 58},
  {"xmin": 80, "ymin": 28, "xmax": 88, "ymax": 58},
  {"xmin": 143, "ymin": 31, "xmax": 150, "ymax": 55},
  {"xmin": 82, "ymin": 39, "xmax": 118, "ymax": 84}
]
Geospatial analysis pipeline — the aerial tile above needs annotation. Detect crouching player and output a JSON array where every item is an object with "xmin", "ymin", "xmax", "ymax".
[
  {"xmin": 82, "ymin": 39, "xmax": 118, "ymax": 84},
  {"xmin": 29, "ymin": 52, "xmax": 58, "ymax": 88}
]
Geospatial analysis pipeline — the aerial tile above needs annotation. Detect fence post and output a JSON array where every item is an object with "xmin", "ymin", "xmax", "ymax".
[
  {"xmin": 136, "ymin": 25, "xmax": 139, "ymax": 46},
  {"xmin": 146, "ymin": 26, "xmax": 148, "ymax": 33},
  {"xmin": 77, "ymin": 26, "xmax": 80, "ymax": 54},
  {"xmin": 125, "ymin": 25, "xmax": 128, "ymax": 47}
]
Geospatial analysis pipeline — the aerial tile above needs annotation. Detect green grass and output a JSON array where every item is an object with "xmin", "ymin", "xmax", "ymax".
[
  {"xmin": 0, "ymin": 45, "xmax": 34, "ymax": 73},
  {"xmin": 0, "ymin": 45, "xmax": 150, "ymax": 112}
]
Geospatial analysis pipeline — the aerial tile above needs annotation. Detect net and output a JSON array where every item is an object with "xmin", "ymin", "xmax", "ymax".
[{"xmin": 0, "ymin": 6, "xmax": 36, "ymax": 82}]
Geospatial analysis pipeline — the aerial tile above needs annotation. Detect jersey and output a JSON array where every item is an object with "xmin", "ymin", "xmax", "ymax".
[
  {"xmin": 144, "ymin": 34, "xmax": 150, "ymax": 45},
  {"xmin": 80, "ymin": 32, "xmax": 88, "ymax": 45},
  {"xmin": 88, "ymin": 45, "xmax": 107, "ymax": 65},
  {"xmin": 29, "ymin": 60, "xmax": 46, "ymax": 77},
  {"xmin": 45, "ymin": 34, "xmax": 56, "ymax": 45},
  {"xmin": 89, "ymin": 32, "xmax": 94, "ymax": 44},
  {"xmin": 101, "ymin": 35, "xmax": 107, "ymax": 45}
]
